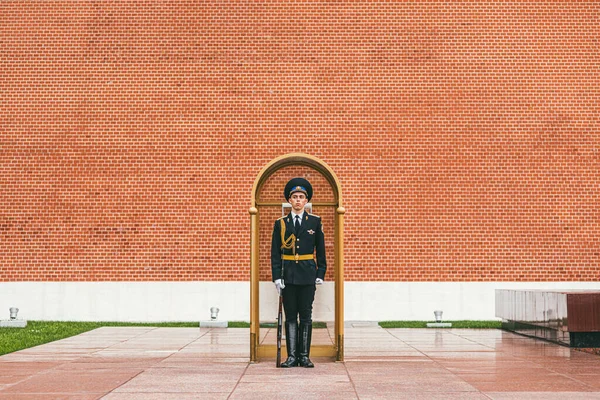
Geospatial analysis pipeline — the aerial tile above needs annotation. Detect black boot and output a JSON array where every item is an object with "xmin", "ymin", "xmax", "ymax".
[
  {"xmin": 280, "ymin": 321, "xmax": 298, "ymax": 368},
  {"xmin": 298, "ymin": 322, "xmax": 314, "ymax": 368}
]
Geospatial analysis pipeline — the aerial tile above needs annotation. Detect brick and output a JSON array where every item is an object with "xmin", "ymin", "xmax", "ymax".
[{"xmin": 0, "ymin": 1, "xmax": 598, "ymax": 282}]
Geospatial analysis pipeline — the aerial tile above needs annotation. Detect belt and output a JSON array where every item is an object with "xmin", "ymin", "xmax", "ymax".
[{"xmin": 282, "ymin": 254, "xmax": 314, "ymax": 262}]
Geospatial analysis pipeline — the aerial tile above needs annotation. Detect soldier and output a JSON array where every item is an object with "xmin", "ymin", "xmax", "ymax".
[{"xmin": 271, "ymin": 177, "xmax": 326, "ymax": 368}]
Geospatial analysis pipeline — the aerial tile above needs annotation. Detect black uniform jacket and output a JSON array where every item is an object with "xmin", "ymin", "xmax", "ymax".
[{"xmin": 271, "ymin": 212, "xmax": 327, "ymax": 285}]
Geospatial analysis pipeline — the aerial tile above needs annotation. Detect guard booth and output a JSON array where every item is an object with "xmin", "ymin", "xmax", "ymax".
[{"xmin": 249, "ymin": 153, "xmax": 345, "ymax": 362}]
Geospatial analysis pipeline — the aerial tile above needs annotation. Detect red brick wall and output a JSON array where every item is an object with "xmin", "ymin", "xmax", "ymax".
[{"xmin": 1, "ymin": 2, "xmax": 598, "ymax": 282}]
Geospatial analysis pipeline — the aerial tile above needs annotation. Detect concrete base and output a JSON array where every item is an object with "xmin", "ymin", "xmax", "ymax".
[
  {"xmin": 426, "ymin": 322, "xmax": 452, "ymax": 328},
  {"xmin": 199, "ymin": 320, "xmax": 228, "ymax": 328},
  {"xmin": 0, "ymin": 319, "xmax": 27, "ymax": 328}
]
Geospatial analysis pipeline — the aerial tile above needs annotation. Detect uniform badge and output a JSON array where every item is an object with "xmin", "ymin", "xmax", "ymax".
[{"xmin": 307, "ymin": 229, "xmax": 315, "ymax": 235}]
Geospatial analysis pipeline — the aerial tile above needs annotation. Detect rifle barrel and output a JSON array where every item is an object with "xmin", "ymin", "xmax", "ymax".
[{"xmin": 276, "ymin": 295, "xmax": 283, "ymax": 367}]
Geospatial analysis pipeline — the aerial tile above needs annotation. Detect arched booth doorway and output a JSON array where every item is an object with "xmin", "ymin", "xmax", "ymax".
[{"xmin": 249, "ymin": 153, "xmax": 345, "ymax": 362}]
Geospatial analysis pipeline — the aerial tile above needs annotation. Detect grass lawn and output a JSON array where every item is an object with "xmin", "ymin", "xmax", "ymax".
[
  {"xmin": 0, "ymin": 321, "xmax": 199, "ymax": 356},
  {"xmin": 379, "ymin": 320, "xmax": 502, "ymax": 329}
]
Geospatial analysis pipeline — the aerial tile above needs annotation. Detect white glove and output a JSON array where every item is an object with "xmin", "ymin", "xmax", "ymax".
[
  {"xmin": 315, "ymin": 278, "xmax": 323, "ymax": 285},
  {"xmin": 274, "ymin": 279, "xmax": 285, "ymax": 295}
]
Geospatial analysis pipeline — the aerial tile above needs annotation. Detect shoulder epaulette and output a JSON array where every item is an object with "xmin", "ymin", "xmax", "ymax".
[{"xmin": 307, "ymin": 212, "xmax": 321, "ymax": 219}]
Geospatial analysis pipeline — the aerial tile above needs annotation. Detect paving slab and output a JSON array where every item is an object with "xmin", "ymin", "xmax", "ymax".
[{"xmin": 0, "ymin": 326, "xmax": 599, "ymax": 399}]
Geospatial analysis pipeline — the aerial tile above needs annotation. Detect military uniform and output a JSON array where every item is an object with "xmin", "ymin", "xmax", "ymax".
[
  {"xmin": 271, "ymin": 177, "xmax": 326, "ymax": 368},
  {"xmin": 271, "ymin": 212, "xmax": 327, "ymax": 286}
]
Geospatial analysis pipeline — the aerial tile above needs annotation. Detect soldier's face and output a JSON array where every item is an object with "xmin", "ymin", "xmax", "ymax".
[{"xmin": 289, "ymin": 192, "xmax": 308, "ymax": 212}]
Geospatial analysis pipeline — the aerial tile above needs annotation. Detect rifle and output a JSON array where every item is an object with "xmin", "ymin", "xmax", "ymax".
[
  {"xmin": 276, "ymin": 291, "xmax": 283, "ymax": 368},
  {"xmin": 276, "ymin": 217, "xmax": 295, "ymax": 368}
]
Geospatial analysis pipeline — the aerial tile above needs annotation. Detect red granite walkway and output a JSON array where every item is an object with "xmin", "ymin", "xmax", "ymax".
[{"xmin": 1, "ymin": 325, "xmax": 599, "ymax": 399}]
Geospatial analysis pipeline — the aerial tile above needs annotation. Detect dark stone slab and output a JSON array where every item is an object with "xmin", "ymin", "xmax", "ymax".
[{"xmin": 570, "ymin": 332, "xmax": 600, "ymax": 347}]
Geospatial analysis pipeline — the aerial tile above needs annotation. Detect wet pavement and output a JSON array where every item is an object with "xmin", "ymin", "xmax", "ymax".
[{"xmin": 1, "ymin": 325, "xmax": 599, "ymax": 399}]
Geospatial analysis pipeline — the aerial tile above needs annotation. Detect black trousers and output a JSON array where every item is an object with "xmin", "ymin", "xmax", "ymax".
[{"xmin": 283, "ymin": 284, "xmax": 316, "ymax": 325}]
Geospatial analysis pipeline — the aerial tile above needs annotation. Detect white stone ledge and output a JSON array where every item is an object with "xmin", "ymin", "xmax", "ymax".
[{"xmin": 0, "ymin": 281, "xmax": 598, "ymax": 322}]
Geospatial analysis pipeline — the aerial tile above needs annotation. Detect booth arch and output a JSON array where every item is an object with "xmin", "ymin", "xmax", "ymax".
[{"xmin": 249, "ymin": 153, "xmax": 345, "ymax": 362}]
